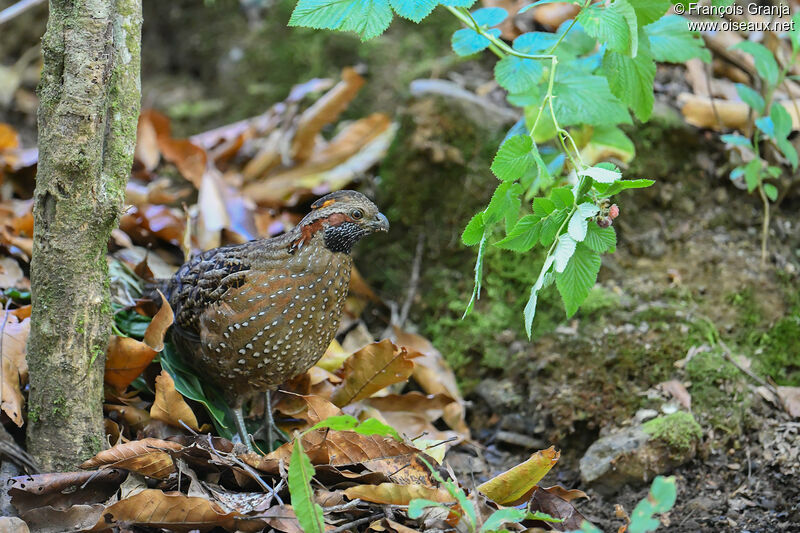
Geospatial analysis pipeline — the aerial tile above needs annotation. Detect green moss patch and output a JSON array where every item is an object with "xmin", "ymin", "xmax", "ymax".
[{"xmin": 643, "ymin": 411, "xmax": 702, "ymax": 453}]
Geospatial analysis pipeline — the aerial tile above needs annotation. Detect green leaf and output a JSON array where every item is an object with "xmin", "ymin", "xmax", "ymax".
[
  {"xmin": 408, "ymin": 499, "xmax": 452, "ymax": 519},
  {"xmin": 480, "ymin": 508, "xmax": 527, "ymax": 532},
  {"xmin": 539, "ymin": 208, "xmax": 569, "ymax": 247},
  {"xmin": 462, "ymin": 212, "xmax": 485, "ymax": 246},
  {"xmin": 629, "ymin": 476, "xmax": 676, "ymax": 533},
  {"xmin": 389, "ymin": 0, "xmax": 437, "ymax": 22},
  {"xmin": 584, "ymin": 223, "xmax": 616, "ymax": 253},
  {"xmin": 472, "ymin": 6, "xmax": 508, "ymax": 25},
  {"xmin": 439, "ymin": 0, "xmax": 476, "ymax": 6},
  {"xmin": 603, "ymin": 39, "xmax": 656, "ymax": 121},
  {"xmin": 630, "ymin": 0, "xmax": 670, "ymax": 26},
  {"xmin": 552, "ymin": 68, "xmax": 632, "ymax": 126},
  {"xmin": 730, "ymin": 41, "xmax": 779, "ymax": 87},
  {"xmin": 568, "ymin": 202, "xmax": 600, "ymax": 242},
  {"xmin": 495, "ymin": 214, "xmax": 543, "ymax": 252},
  {"xmin": 464, "ymin": 233, "xmax": 487, "ymax": 317},
  {"xmin": 579, "ymin": 165, "xmax": 621, "ymax": 183},
  {"xmin": 556, "ymin": 243, "xmax": 601, "ymax": 317},
  {"xmin": 533, "ymin": 197, "xmax": 556, "ymax": 216},
  {"xmin": 306, "ymin": 414, "xmax": 402, "ymax": 440},
  {"xmin": 518, "ymin": 0, "xmax": 578, "ymax": 15},
  {"xmin": 645, "ymin": 15, "xmax": 710, "ymax": 63},
  {"xmin": 764, "ymin": 183, "xmax": 778, "ymax": 202},
  {"xmin": 577, "ymin": 0, "xmax": 637, "ymax": 56},
  {"xmin": 160, "ymin": 344, "xmax": 234, "ymax": 439},
  {"xmin": 743, "ymin": 158, "xmax": 761, "ymax": 192},
  {"xmin": 770, "ymin": 104, "xmax": 798, "ymax": 169},
  {"xmin": 492, "ymin": 135, "xmax": 536, "ymax": 181},
  {"xmin": 583, "ymin": 125, "xmax": 636, "ymax": 163},
  {"xmin": 485, "ymin": 182, "xmax": 522, "ymax": 232},
  {"xmin": 720, "ymin": 133, "xmax": 752, "ymax": 148},
  {"xmin": 594, "ymin": 178, "xmax": 654, "ymax": 197},
  {"xmin": 452, "ymin": 27, "xmax": 501, "ymax": 56},
  {"xmin": 289, "ymin": 0, "xmax": 393, "ymax": 41},
  {"xmin": 495, "ymin": 55, "xmax": 544, "ymax": 94},
  {"xmin": 756, "ymin": 116, "xmax": 774, "ymax": 137},
  {"xmin": 524, "ymin": 255, "xmax": 555, "ymax": 337},
  {"xmin": 289, "ymin": 438, "xmax": 326, "ymax": 533},
  {"xmin": 735, "ymin": 83, "xmax": 765, "ymax": 114},
  {"xmin": 550, "ymin": 186, "xmax": 574, "ymax": 209},
  {"xmin": 554, "ymin": 234, "xmax": 577, "ymax": 273}
]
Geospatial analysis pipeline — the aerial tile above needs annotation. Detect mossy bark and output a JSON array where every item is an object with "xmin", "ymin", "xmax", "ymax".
[{"xmin": 27, "ymin": 0, "xmax": 141, "ymax": 471}]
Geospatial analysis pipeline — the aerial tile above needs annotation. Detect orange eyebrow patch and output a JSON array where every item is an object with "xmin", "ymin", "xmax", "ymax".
[{"xmin": 321, "ymin": 199, "xmax": 337, "ymax": 208}]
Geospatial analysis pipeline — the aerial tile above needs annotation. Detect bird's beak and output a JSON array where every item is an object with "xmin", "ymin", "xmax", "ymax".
[{"xmin": 370, "ymin": 212, "xmax": 390, "ymax": 232}]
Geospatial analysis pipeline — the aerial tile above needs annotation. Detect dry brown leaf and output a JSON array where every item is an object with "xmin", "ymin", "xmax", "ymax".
[
  {"xmin": 104, "ymin": 403, "xmax": 151, "ymax": 431},
  {"xmin": 364, "ymin": 392, "xmax": 455, "ymax": 413},
  {"xmin": 528, "ymin": 485, "xmax": 588, "ymax": 530},
  {"xmin": 331, "ymin": 340, "xmax": 418, "ymax": 407},
  {"xmin": 159, "ymin": 137, "xmax": 208, "ymax": 188},
  {"xmin": 119, "ymin": 205, "xmax": 186, "ymax": 246},
  {"xmin": 143, "ymin": 290, "xmax": 174, "ymax": 352},
  {"xmin": 777, "ymin": 386, "xmax": 800, "ymax": 418},
  {"xmin": 135, "ymin": 112, "xmax": 161, "ymax": 171},
  {"xmin": 316, "ymin": 340, "xmax": 350, "ymax": 372},
  {"xmin": 9, "ymin": 469, "xmax": 127, "ymax": 515},
  {"xmin": 261, "ymin": 506, "xmax": 305, "ymax": 533},
  {"xmin": 291, "ymin": 67, "xmax": 366, "ymax": 163},
  {"xmin": 533, "ymin": 2, "xmax": 580, "ymax": 28},
  {"xmin": 11, "ymin": 305, "xmax": 31, "ymax": 319},
  {"xmin": 0, "ymin": 123, "xmax": 20, "ymax": 151},
  {"xmin": 150, "ymin": 370, "xmax": 204, "ymax": 431},
  {"xmin": 658, "ymin": 380, "xmax": 692, "ymax": 410},
  {"xmin": 0, "ymin": 257, "xmax": 24, "ymax": 288},
  {"xmin": 81, "ymin": 438, "xmax": 184, "ymax": 479},
  {"xmin": 1, "ymin": 314, "xmax": 30, "ymax": 426},
  {"xmin": 477, "ymin": 446, "xmax": 560, "ymax": 505},
  {"xmin": 90, "ymin": 489, "xmax": 239, "ymax": 531},
  {"xmin": 369, "ymin": 518, "xmax": 421, "ymax": 533},
  {"xmin": 679, "ymin": 93, "xmax": 800, "ymax": 132},
  {"xmin": 104, "ymin": 336, "xmax": 157, "ymax": 393},
  {"xmin": 392, "ymin": 327, "xmax": 469, "ymax": 438},
  {"xmin": 343, "ymin": 483, "xmax": 454, "ymax": 505}
]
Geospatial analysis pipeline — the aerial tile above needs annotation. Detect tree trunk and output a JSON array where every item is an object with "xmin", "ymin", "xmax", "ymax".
[{"xmin": 27, "ymin": 0, "xmax": 141, "ymax": 471}]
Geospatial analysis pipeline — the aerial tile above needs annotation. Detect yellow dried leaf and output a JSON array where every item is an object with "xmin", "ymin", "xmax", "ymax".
[
  {"xmin": 477, "ymin": 446, "xmax": 560, "ymax": 505},
  {"xmin": 150, "ymin": 370, "xmax": 204, "ymax": 431},
  {"xmin": 331, "ymin": 340, "xmax": 418, "ymax": 407},
  {"xmin": 343, "ymin": 483, "xmax": 454, "ymax": 505}
]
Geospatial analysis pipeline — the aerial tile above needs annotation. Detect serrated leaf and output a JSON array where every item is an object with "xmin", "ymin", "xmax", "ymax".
[
  {"xmin": 631, "ymin": 0, "xmax": 670, "ymax": 26},
  {"xmin": 485, "ymin": 182, "xmax": 523, "ymax": 232},
  {"xmin": 472, "ymin": 6, "xmax": 508, "ymax": 25},
  {"xmin": 554, "ymin": 234, "xmax": 577, "ymax": 273},
  {"xmin": 462, "ymin": 212, "xmax": 485, "ymax": 246},
  {"xmin": 495, "ymin": 56, "xmax": 544, "ymax": 94},
  {"xmin": 645, "ymin": 15, "xmax": 710, "ymax": 63},
  {"xmin": 584, "ymin": 223, "xmax": 616, "ymax": 253},
  {"xmin": 550, "ymin": 186, "xmax": 574, "ymax": 209},
  {"xmin": 582, "ymin": 124, "xmax": 636, "ymax": 164},
  {"xmin": 603, "ymin": 40, "xmax": 656, "ymax": 121},
  {"xmin": 577, "ymin": 0, "xmax": 636, "ymax": 55},
  {"xmin": 533, "ymin": 197, "xmax": 556, "ymax": 216},
  {"xmin": 539, "ymin": 208, "xmax": 569, "ymax": 247},
  {"xmin": 492, "ymin": 135, "xmax": 536, "ymax": 181},
  {"xmin": 439, "ymin": 0, "xmax": 476, "ymax": 6},
  {"xmin": 389, "ymin": 0, "xmax": 437, "ymax": 22},
  {"xmin": 524, "ymin": 255, "xmax": 554, "ymax": 337},
  {"xmin": 579, "ymin": 166, "xmax": 621, "ymax": 183},
  {"xmin": 730, "ymin": 41, "xmax": 779, "ymax": 87},
  {"xmin": 735, "ymin": 83, "xmax": 765, "ymax": 114},
  {"xmin": 556, "ymin": 243, "xmax": 601, "ymax": 317},
  {"xmin": 288, "ymin": 438, "xmax": 325, "ymax": 533},
  {"xmin": 289, "ymin": 0, "xmax": 393, "ymax": 41},
  {"xmin": 595, "ymin": 178, "xmax": 654, "ymax": 197},
  {"xmin": 552, "ymin": 68, "xmax": 632, "ymax": 126},
  {"xmin": 464, "ymin": 234, "xmax": 487, "ymax": 317},
  {"xmin": 495, "ymin": 214, "xmax": 543, "ymax": 252},
  {"xmin": 568, "ymin": 202, "xmax": 600, "ymax": 241},
  {"xmin": 452, "ymin": 27, "xmax": 500, "ymax": 56}
]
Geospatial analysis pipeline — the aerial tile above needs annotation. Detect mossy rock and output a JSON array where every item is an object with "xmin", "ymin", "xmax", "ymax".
[{"xmin": 643, "ymin": 411, "xmax": 703, "ymax": 455}]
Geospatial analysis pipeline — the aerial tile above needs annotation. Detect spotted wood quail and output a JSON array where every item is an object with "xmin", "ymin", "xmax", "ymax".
[{"xmin": 164, "ymin": 190, "xmax": 388, "ymax": 449}]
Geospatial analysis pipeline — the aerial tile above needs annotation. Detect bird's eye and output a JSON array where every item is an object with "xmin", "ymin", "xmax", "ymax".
[{"xmin": 351, "ymin": 209, "xmax": 364, "ymax": 220}]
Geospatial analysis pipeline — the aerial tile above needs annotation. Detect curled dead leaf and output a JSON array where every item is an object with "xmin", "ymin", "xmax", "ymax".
[
  {"xmin": 104, "ymin": 336, "xmax": 157, "ymax": 393},
  {"xmin": 150, "ymin": 370, "xmax": 205, "ymax": 431},
  {"xmin": 343, "ymin": 483, "xmax": 454, "ymax": 505},
  {"xmin": 89, "ymin": 489, "xmax": 239, "ymax": 532},
  {"xmin": 1, "ymin": 313, "xmax": 29, "ymax": 426},
  {"xmin": 81, "ymin": 438, "xmax": 184, "ymax": 479},
  {"xmin": 143, "ymin": 290, "xmax": 174, "ymax": 352},
  {"xmin": 477, "ymin": 446, "xmax": 560, "ymax": 505},
  {"xmin": 331, "ymin": 340, "xmax": 418, "ymax": 408}
]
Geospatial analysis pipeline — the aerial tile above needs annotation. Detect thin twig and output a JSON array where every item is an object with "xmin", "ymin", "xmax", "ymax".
[
  {"xmin": 398, "ymin": 234, "xmax": 424, "ymax": 328},
  {"xmin": 328, "ymin": 513, "xmax": 385, "ymax": 533},
  {"xmin": 718, "ymin": 339, "xmax": 787, "ymax": 413},
  {"xmin": 0, "ymin": 0, "xmax": 45, "ymax": 26},
  {"xmin": 205, "ymin": 434, "xmax": 285, "ymax": 504},
  {"xmin": 323, "ymin": 499, "xmax": 363, "ymax": 514}
]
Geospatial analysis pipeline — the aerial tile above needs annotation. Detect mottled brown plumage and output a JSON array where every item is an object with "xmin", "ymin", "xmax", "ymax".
[{"xmin": 164, "ymin": 190, "xmax": 388, "ymax": 446}]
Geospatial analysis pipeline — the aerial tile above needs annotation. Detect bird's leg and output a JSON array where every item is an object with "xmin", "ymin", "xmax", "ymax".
[
  {"xmin": 233, "ymin": 405, "xmax": 255, "ymax": 453},
  {"xmin": 264, "ymin": 389, "xmax": 290, "ymax": 451}
]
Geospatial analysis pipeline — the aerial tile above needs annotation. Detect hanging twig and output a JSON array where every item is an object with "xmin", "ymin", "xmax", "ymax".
[{"xmin": 0, "ymin": 0, "xmax": 46, "ymax": 26}]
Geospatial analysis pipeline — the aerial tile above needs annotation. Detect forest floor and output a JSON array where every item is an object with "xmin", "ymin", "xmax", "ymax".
[{"xmin": 1, "ymin": 1, "xmax": 799, "ymax": 531}]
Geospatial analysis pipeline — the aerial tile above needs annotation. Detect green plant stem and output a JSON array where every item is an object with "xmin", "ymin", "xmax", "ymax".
[{"xmin": 758, "ymin": 183, "xmax": 770, "ymax": 267}]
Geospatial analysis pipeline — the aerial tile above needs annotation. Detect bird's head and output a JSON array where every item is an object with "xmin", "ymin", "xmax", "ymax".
[{"xmin": 293, "ymin": 190, "xmax": 389, "ymax": 254}]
